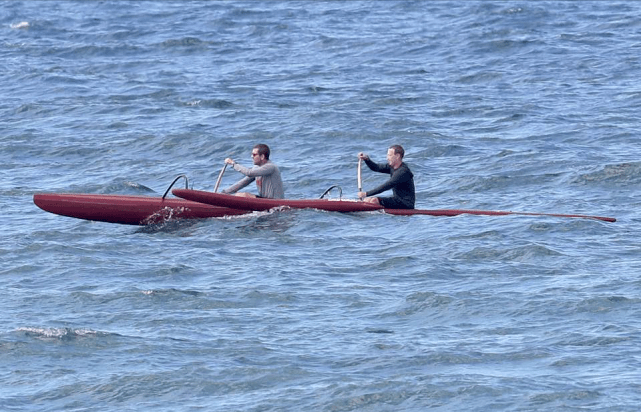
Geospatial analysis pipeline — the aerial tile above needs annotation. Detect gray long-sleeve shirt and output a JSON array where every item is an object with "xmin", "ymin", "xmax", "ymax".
[{"xmin": 222, "ymin": 161, "xmax": 285, "ymax": 199}]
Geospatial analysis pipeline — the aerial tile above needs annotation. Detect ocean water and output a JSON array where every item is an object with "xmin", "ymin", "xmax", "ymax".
[{"xmin": 2, "ymin": 1, "xmax": 640, "ymax": 410}]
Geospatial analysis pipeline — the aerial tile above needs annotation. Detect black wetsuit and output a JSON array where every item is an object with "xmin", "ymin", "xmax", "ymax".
[{"xmin": 363, "ymin": 158, "xmax": 415, "ymax": 209}]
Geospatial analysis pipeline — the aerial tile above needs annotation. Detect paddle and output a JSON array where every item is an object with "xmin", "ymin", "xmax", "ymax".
[
  {"xmin": 213, "ymin": 163, "xmax": 227, "ymax": 193},
  {"xmin": 357, "ymin": 158, "xmax": 362, "ymax": 193}
]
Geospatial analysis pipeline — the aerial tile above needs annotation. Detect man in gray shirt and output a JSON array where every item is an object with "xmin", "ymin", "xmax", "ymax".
[{"xmin": 223, "ymin": 144, "xmax": 285, "ymax": 199}]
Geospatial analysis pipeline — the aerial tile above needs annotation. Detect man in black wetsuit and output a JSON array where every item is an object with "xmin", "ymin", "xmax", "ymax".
[{"xmin": 357, "ymin": 145, "xmax": 415, "ymax": 209}]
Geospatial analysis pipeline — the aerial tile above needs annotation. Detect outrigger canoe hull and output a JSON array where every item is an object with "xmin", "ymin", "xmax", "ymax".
[
  {"xmin": 33, "ymin": 193, "xmax": 248, "ymax": 225},
  {"xmin": 173, "ymin": 189, "xmax": 383, "ymax": 213},
  {"xmin": 172, "ymin": 189, "xmax": 616, "ymax": 222}
]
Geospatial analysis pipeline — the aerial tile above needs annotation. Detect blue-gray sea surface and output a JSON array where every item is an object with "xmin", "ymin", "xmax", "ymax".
[{"xmin": 2, "ymin": 1, "xmax": 640, "ymax": 411}]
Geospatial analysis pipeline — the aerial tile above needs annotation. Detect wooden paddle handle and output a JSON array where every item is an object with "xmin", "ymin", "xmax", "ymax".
[
  {"xmin": 357, "ymin": 158, "xmax": 362, "ymax": 193},
  {"xmin": 214, "ymin": 163, "xmax": 228, "ymax": 193}
]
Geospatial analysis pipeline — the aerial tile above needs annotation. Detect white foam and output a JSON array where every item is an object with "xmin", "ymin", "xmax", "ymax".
[{"xmin": 11, "ymin": 21, "xmax": 30, "ymax": 29}]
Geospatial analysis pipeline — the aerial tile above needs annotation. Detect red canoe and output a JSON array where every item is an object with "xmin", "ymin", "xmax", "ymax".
[
  {"xmin": 33, "ymin": 193, "xmax": 248, "ymax": 225},
  {"xmin": 172, "ymin": 189, "xmax": 616, "ymax": 223}
]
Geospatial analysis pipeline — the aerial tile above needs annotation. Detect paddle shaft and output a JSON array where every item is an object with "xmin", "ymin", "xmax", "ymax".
[
  {"xmin": 357, "ymin": 158, "xmax": 362, "ymax": 192},
  {"xmin": 213, "ymin": 163, "xmax": 227, "ymax": 193}
]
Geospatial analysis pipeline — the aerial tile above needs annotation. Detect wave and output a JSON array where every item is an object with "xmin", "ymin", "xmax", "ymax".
[
  {"xmin": 574, "ymin": 295, "xmax": 639, "ymax": 314},
  {"xmin": 16, "ymin": 327, "xmax": 114, "ymax": 340},
  {"xmin": 455, "ymin": 244, "xmax": 564, "ymax": 262},
  {"xmin": 10, "ymin": 21, "xmax": 30, "ymax": 29},
  {"xmin": 180, "ymin": 98, "xmax": 234, "ymax": 109},
  {"xmin": 574, "ymin": 162, "xmax": 641, "ymax": 186},
  {"xmin": 140, "ymin": 288, "xmax": 204, "ymax": 297}
]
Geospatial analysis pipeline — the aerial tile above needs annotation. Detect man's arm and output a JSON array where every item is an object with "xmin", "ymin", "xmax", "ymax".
[
  {"xmin": 365, "ymin": 166, "xmax": 411, "ymax": 197},
  {"xmin": 364, "ymin": 157, "xmax": 390, "ymax": 174},
  {"xmin": 233, "ymin": 162, "xmax": 278, "ymax": 178},
  {"xmin": 223, "ymin": 176, "xmax": 254, "ymax": 194}
]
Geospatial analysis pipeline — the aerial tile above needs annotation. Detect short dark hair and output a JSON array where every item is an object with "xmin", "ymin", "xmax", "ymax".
[
  {"xmin": 389, "ymin": 144, "xmax": 404, "ymax": 159},
  {"xmin": 254, "ymin": 144, "xmax": 270, "ymax": 160}
]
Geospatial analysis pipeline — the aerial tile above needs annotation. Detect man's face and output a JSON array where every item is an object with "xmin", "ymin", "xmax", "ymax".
[
  {"xmin": 252, "ymin": 149, "xmax": 264, "ymax": 165},
  {"xmin": 386, "ymin": 148, "xmax": 399, "ymax": 166}
]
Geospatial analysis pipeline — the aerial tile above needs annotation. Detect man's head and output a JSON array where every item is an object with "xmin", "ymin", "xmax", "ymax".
[
  {"xmin": 386, "ymin": 145, "xmax": 404, "ymax": 168},
  {"xmin": 252, "ymin": 144, "xmax": 270, "ymax": 165}
]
